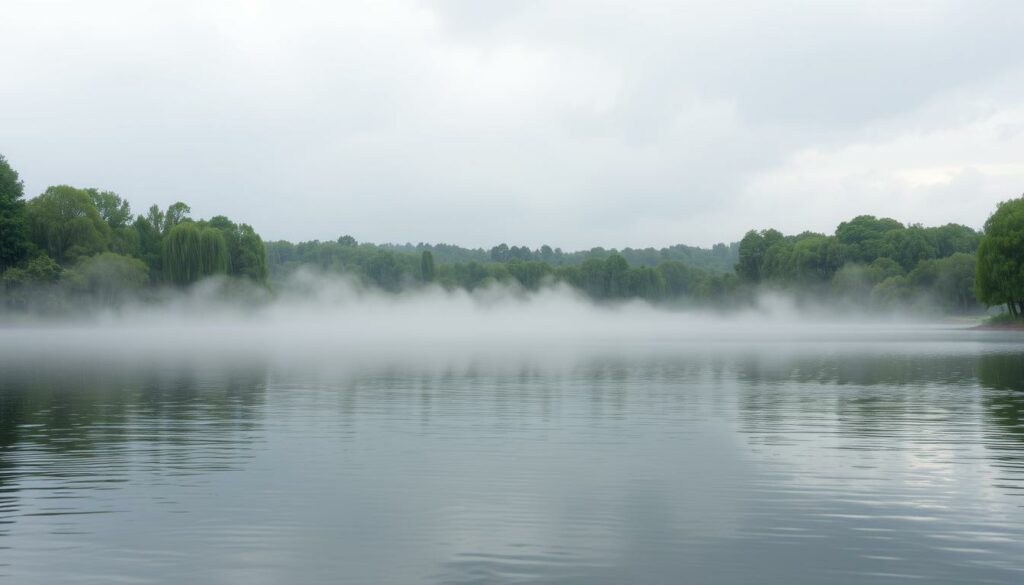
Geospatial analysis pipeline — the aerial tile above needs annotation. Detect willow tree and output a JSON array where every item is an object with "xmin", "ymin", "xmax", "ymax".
[
  {"xmin": 975, "ymin": 196, "xmax": 1024, "ymax": 317},
  {"xmin": 206, "ymin": 215, "xmax": 267, "ymax": 282},
  {"xmin": 163, "ymin": 223, "xmax": 228, "ymax": 284},
  {"xmin": 199, "ymin": 227, "xmax": 229, "ymax": 276},
  {"xmin": 163, "ymin": 223, "xmax": 200, "ymax": 284}
]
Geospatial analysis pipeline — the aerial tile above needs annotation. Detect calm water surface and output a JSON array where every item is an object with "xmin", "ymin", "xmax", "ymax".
[{"xmin": 1, "ymin": 329, "xmax": 1024, "ymax": 584}]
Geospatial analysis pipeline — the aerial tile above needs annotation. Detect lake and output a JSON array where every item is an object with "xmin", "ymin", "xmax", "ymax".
[{"xmin": 1, "ymin": 325, "xmax": 1023, "ymax": 584}]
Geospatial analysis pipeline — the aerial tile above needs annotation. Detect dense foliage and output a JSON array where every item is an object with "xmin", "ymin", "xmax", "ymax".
[
  {"xmin": 0, "ymin": 156, "xmax": 266, "ymax": 312},
  {"xmin": 975, "ymin": 197, "xmax": 1024, "ymax": 317},
  {"xmin": 259, "ymin": 210, "xmax": 994, "ymax": 313},
  {"xmin": 0, "ymin": 155, "xmax": 30, "ymax": 271},
  {"xmin": 261, "ymin": 213, "xmax": 1003, "ymax": 314},
  {"xmin": 1, "ymin": 154, "xmax": 1020, "ymax": 317},
  {"xmin": 735, "ymin": 216, "xmax": 982, "ymax": 312},
  {"xmin": 375, "ymin": 240, "xmax": 738, "ymax": 271},
  {"xmin": 265, "ymin": 237, "xmax": 739, "ymax": 304}
]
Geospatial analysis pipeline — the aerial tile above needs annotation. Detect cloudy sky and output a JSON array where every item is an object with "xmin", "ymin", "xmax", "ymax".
[{"xmin": 2, "ymin": 0, "xmax": 1022, "ymax": 249}]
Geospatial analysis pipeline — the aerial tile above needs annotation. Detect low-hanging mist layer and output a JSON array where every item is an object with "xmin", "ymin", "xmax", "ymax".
[{"xmin": 0, "ymin": 270, "xmax": 1004, "ymax": 370}]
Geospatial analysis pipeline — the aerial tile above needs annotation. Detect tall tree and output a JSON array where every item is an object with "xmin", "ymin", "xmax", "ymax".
[
  {"xmin": 605, "ymin": 253, "xmax": 630, "ymax": 298},
  {"xmin": 26, "ymin": 185, "xmax": 110, "ymax": 263},
  {"xmin": 0, "ymin": 155, "xmax": 31, "ymax": 270},
  {"xmin": 162, "ymin": 222, "xmax": 202, "ymax": 284},
  {"xmin": 162, "ymin": 222, "xmax": 230, "ymax": 285},
  {"xmin": 198, "ymin": 227, "xmax": 229, "ymax": 276},
  {"xmin": 490, "ymin": 243, "xmax": 510, "ymax": 262},
  {"xmin": 146, "ymin": 204, "xmax": 166, "ymax": 236},
  {"xmin": 133, "ymin": 214, "xmax": 163, "ymax": 281},
  {"xmin": 420, "ymin": 250, "xmax": 435, "ymax": 283},
  {"xmin": 163, "ymin": 202, "xmax": 191, "ymax": 233},
  {"xmin": 975, "ymin": 196, "xmax": 1024, "ymax": 317},
  {"xmin": 207, "ymin": 215, "xmax": 267, "ymax": 282},
  {"xmin": 87, "ymin": 189, "xmax": 132, "ymax": 229},
  {"xmin": 87, "ymin": 190, "xmax": 140, "ymax": 256},
  {"xmin": 736, "ymin": 229, "xmax": 783, "ymax": 282}
]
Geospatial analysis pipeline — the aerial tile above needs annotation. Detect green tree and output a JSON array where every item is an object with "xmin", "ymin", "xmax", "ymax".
[
  {"xmin": 831, "ymin": 258, "xmax": 905, "ymax": 305},
  {"xmin": 438, "ymin": 261, "xmax": 492, "ymax": 290},
  {"xmin": 2, "ymin": 254, "xmax": 62, "ymax": 288},
  {"xmin": 207, "ymin": 216, "xmax": 267, "ymax": 282},
  {"xmin": 627, "ymin": 265, "xmax": 666, "ymax": 300},
  {"xmin": 198, "ymin": 227, "xmax": 229, "ymax": 276},
  {"xmin": 908, "ymin": 253, "xmax": 977, "ymax": 313},
  {"xmin": 0, "ymin": 255, "xmax": 63, "ymax": 310},
  {"xmin": 736, "ymin": 229, "xmax": 783, "ymax": 282},
  {"xmin": 73, "ymin": 252, "xmax": 149, "ymax": 304},
  {"xmin": 420, "ymin": 250, "xmax": 435, "ymax": 283},
  {"xmin": 146, "ymin": 204, "xmax": 166, "ymax": 236},
  {"xmin": 506, "ymin": 260, "xmax": 551, "ymax": 290},
  {"xmin": 577, "ymin": 258, "xmax": 607, "ymax": 298},
  {"xmin": 975, "ymin": 196, "xmax": 1024, "ymax": 317},
  {"xmin": 86, "ymin": 189, "xmax": 141, "ymax": 256},
  {"xmin": 0, "ymin": 155, "xmax": 31, "ymax": 270},
  {"xmin": 26, "ymin": 185, "xmax": 110, "ymax": 263},
  {"xmin": 871, "ymin": 275, "xmax": 912, "ymax": 307},
  {"xmin": 884, "ymin": 225, "xmax": 938, "ymax": 271},
  {"xmin": 934, "ymin": 253, "xmax": 979, "ymax": 313},
  {"xmin": 787, "ymin": 234, "xmax": 844, "ymax": 283},
  {"xmin": 133, "ymin": 214, "xmax": 163, "ymax": 281},
  {"xmin": 162, "ymin": 222, "xmax": 230, "ymax": 284},
  {"xmin": 605, "ymin": 254, "xmax": 630, "ymax": 298},
  {"xmin": 87, "ymin": 189, "xmax": 132, "ymax": 229},
  {"xmin": 365, "ymin": 250, "xmax": 402, "ymax": 291},
  {"xmin": 657, "ymin": 261, "xmax": 702, "ymax": 298},
  {"xmin": 928, "ymin": 223, "xmax": 980, "ymax": 257},
  {"xmin": 490, "ymin": 243, "xmax": 510, "ymax": 262},
  {"xmin": 162, "ymin": 222, "xmax": 202, "ymax": 284},
  {"xmin": 163, "ymin": 202, "xmax": 191, "ymax": 233},
  {"xmin": 835, "ymin": 215, "xmax": 903, "ymax": 262}
]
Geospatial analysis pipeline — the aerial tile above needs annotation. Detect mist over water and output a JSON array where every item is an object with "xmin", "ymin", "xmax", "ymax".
[
  {"xmin": 2, "ymin": 274, "xmax": 1024, "ymax": 584},
  {"xmin": 0, "ymin": 271, "xmax": 994, "ymax": 368}
]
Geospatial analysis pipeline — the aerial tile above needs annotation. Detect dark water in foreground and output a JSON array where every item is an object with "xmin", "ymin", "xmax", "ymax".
[{"xmin": 1, "ymin": 331, "xmax": 1024, "ymax": 584}]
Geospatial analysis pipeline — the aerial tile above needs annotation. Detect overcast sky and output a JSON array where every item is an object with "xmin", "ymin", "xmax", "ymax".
[{"xmin": 2, "ymin": 0, "xmax": 1022, "ymax": 249}]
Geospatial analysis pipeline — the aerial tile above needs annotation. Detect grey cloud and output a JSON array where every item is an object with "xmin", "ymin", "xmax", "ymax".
[{"xmin": 1, "ymin": 0, "xmax": 1021, "ymax": 249}]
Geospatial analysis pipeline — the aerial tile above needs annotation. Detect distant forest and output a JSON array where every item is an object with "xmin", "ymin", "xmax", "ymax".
[
  {"xmin": 2, "ymin": 154, "xmax": 1023, "ymax": 317},
  {"xmin": 261, "ymin": 218, "xmax": 981, "ymax": 313},
  {"xmin": 265, "ymin": 239, "xmax": 740, "ymax": 303}
]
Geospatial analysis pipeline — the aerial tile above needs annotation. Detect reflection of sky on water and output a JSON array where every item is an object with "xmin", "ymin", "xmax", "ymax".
[{"xmin": 0, "ymin": 341, "xmax": 1022, "ymax": 584}]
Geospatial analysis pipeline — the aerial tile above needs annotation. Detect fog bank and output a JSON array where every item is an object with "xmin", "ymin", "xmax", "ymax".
[{"xmin": 1, "ymin": 271, "xmax": 999, "ymax": 371}]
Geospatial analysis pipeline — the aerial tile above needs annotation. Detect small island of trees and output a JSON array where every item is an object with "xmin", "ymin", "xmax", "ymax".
[{"xmin": 1, "ymin": 153, "xmax": 1023, "ymax": 321}]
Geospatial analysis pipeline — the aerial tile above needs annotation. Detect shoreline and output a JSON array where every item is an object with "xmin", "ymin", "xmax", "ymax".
[{"xmin": 970, "ymin": 320, "xmax": 1024, "ymax": 331}]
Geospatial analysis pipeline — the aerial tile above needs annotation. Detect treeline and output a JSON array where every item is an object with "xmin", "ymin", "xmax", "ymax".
[
  {"xmin": 3, "ymin": 153, "xmax": 1023, "ymax": 317},
  {"xmin": 735, "ymin": 217, "xmax": 983, "ymax": 312},
  {"xmin": 266, "ymin": 203, "xmax": 1024, "ymax": 315},
  {"xmin": 268, "ymin": 238, "xmax": 737, "ymax": 284},
  {"xmin": 0, "ymin": 155, "xmax": 266, "ymax": 312},
  {"xmin": 375, "ymin": 241, "xmax": 738, "ymax": 272},
  {"xmin": 267, "ymin": 238, "xmax": 737, "ymax": 302}
]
